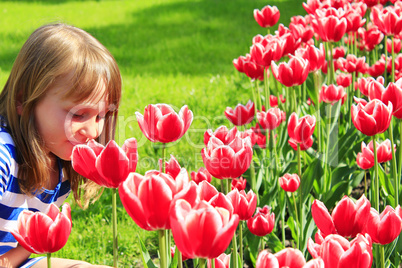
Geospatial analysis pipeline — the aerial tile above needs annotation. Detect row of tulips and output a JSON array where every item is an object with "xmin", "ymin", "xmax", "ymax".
[{"xmin": 9, "ymin": 0, "xmax": 402, "ymax": 267}]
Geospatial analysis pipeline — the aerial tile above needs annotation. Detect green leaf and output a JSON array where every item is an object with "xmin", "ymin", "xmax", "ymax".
[
  {"xmin": 323, "ymin": 180, "xmax": 349, "ymax": 209},
  {"xmin": 378, "ymin": 164, "xmax": 395, "ymax": 196},
  {"xmin": 169, "ymin": 246, "xmax": 179, "ymax": 268},
  {"xmin": 301, "ymin": 158, "xmax": 323, "ymax": 204},
  {"xmin": 138, "ymin": 235, "xmax": 158, "ymax": 268}
]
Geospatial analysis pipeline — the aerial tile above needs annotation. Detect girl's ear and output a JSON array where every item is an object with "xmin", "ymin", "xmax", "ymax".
[{"xmin": 16, "ymin": 91, "xmax": 23, "ymax": 115}]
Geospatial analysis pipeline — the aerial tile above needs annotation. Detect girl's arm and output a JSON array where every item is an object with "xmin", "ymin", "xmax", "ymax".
[{"xmin": 0, "ymin": 245, "xmax": 31, "ymax": 268}]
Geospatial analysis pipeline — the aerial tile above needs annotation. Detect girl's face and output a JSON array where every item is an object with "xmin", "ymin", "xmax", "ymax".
[{"xmin": 34, "ymin": 72, "xmax": 109, "ymax": 161}]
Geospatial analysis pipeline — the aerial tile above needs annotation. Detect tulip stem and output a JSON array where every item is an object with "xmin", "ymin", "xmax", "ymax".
[
  {"xmin": 112, "ymin": 188, "xmax": 118, "ymax": 268},
  {"xmin": 381, "ymin": 245, "xmax": 385, "ymax": 268},
  {"xmin": 314, "ymin": 71, "xmax": 322, "ymax": 153},
  {"xmin": 198, "ymin": 258, "xmax": 206, "ymax": 268},
  {"xmin": 328, "ymin": 42, "xmax": 334, "ymax": 85},
  {"xmin": 231, "ymin": 225, "xmax": 238, "ymax": 268},
  {"xmin": 264, "ymin": 67, "xmax": 270, "ymax": 109},
  {"xmin": 162, "ymin": 143, "xmax": 166, "ymax": 173},
  {"xmin": 373, "ymin": 135, "xmax": 380, "ymax": 211},
  {"xmin": 251, "ymin": 79, "xmax": 258, "ymax": 116},
  {"xmin": 159, "ymin": 230, "xmax": 168, "ymax": 268},
  {"xmin": 392, "ymin": 36, "xmax": 395, "ymax": 83},
  {"xmin": 47, "ymin": 253, "xmax": 51, "ymax": 268},
  {"xmin": 297, "ymin": 144, "xmax": 304, "ymax": 251},
  {"xmin": 211, "ymin": 259, "xmax": 215, "ymax": 268},
  {"xmin": 384, "ymin": 37, "xmax": 388, "ymax": 85},
  {"xmin": 364, "ymin": 171, "xmax": 367, "ymax": 197},
  {"xmin": 389, "ymin": 118, "xmax": 398, "ymax": 207},
  {"xmin": 255, "ymin": 80, "xmax": 263, "ymax": 113},
  {"xmin": 325, "ymin": 104, "xmax": 333, "ymax": 193},
  {"xmin": 239, "ymin": 222, "xmax": 243, "ymax": 268},
  {"xmin": 292, "ymin": 192, "xmax": 299, "ymax": 249},
  {"xmin": 398, "ymin": 119, "xmax": 402, "ymax": 203}
]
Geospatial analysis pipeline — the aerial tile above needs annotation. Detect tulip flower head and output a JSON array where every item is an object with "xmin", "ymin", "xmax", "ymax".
[
  {"xmin": 201, "ymin": 136, "xmax": 253, "ymax": 179},
  {"xmin": 204, "ymin": 125, "xmax": 238, "ymax": 146},
  {"xmin": 119, "ymin": 170, "xmax": 189, "ymax": 231},
  {"xmin": 207, "ymin": 253, "xmax": 230, "ymax": 268},
  {"xmin": 256, "ymin": 248, "xmax": 308, "ymax": 268},
  {"xmin": 287, "ymin": 112, "xmax": 316, "ymax": 145},
  {"xmin": 351, "ymin": 99, "xmax": 393, "ymax": 136},
  {"xmin": 271, "ymin": 55, "xmax": 310, "ymax": 87},
  {"xmin": 310, "ymin": 13, "xmax": 347, "ymax": 42},
  {"xmin": 279, "ymin": 173, "xmax": 301, "ymax": 192},
  {"xmin": 136, "ymin": 103, "xmax": 193, "ymax": 143},
  {"xmin": 227, "ymin": 189, "xmax": 257, "ymax": 221},
  {"xmin": 72, "ymin": 138, "xmax": 138, "ymax": 188},
  {"xmin": 336, "ymin": 73, "xmax": 352, "ymax": 88},
  {"xmin": 10, "ymin": 203, "xmax": 72, "ymax": 254},
  {"xmin": 257, "ymin": 107, "xmax": 284, "ymax": 130},
  {"xmin": 231, "ymin": 177, "xmax": 247, "ymax": 191},
  {"xmin": 308, "ymin": 233, "xmax": 373, "ymax": 268},
  {"xmin": 357, "ymin": 139, "xmax": 394, "ymax": 170},
  {"xmin": 253, "ymin": 5, "xmax": 280, "ymax": 28},
  {"xmin": 311, "ymin": 195, "xmax": 371, "ymax": 238},
  {"xmin": 295, "ymin": 43, "xmax": 326, "ymax": 73},
  {"xmin": 170, "ymin": 199, "xmax": 239, "ymax": 259},
  {"xmin": 319, "ymin": 84, "xmax": 347, "ymax": 105},
  {"xmin": 364, "ymin": 205, "xmax": 402, "ymax": 245},
  {"xmin": 371, "ymin": 6, "xmax": 402, "ymax": 36},
  {"xmin": 191, "ymin": 167, "xmax": 212, "ymax": 184},
  {"xmin": 224, "ymin": 100, "xmax": 255, "ymax": 126},
  {"xmin": 247, "ymin": 206, "xmax": 275, "ymax": 236}
]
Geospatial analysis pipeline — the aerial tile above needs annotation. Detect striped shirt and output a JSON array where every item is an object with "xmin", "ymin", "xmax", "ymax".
[{"xmin": 0, "ymin": 123, "xmax": 71, "ymax": 256}]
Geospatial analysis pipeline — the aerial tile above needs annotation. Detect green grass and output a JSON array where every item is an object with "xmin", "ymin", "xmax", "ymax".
[{"xmin": 0, "ymin": 0, "xmax": 305, "ymax": 266}]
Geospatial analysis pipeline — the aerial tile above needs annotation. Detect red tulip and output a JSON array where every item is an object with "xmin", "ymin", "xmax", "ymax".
[
  {"xmin": 357, "ymin": 139, "xmax": 394, "ymax": 169},
  {"xmin": 380, "ymin": 81, "xmax": 402, "ymax": 119},
  {"xmin": 204, "ymin": 126, "xmax": 238, "ymax": 146},
  {"xmin": 250, "ymin": 37, "xmax": 285, "ymax": 67},
  {"xmin": 387, "ymin": 37, "xmax": 402, "ymax": 54},
  {"xmin": 243, "ymin": 60, "xmax": 265, "ymax": 81},
  {"xmin": 287, "ymin": 112, "xmax": 316, "ymax": 144},
  {"xmin": 251, "ymin": 123, "xmax": 268, "ymax": 149},
  {"xmin": 290, "ymin": 22, "xmax": 314, "ymax": 43},
  {"xmin": 356, "ymin": 76, "xmax": 384, "ymax": 97},
  {"xmin": 270, "ymin": 95, "xmax": 286, "ymax": 107},
  {"xmin": 295, "ymin": 44, "xmax": 325, "ymax": 73},
  {"xmin": 227, "ymin": 189, "xmax": 257, "ymax": 221},
  {"xmin": 10, "ymin": 203, "xmax": 72, "ymax": 254},
  {"xmin": 224, "ymin": 100, "xmax": 255, "ymax": 126},
  {"xmin": 311, "ymin": 14, "xmax": 347, "ymax": 42},
  {"xmin": 208, "ymin": 253, "xmax": 230, "ymax": 268},
  {"xmin": 278, "ymin": 173, "xmax": 300, "ymax": 192},
  {"xmin": 364, "ymin": 205, "xmax": 402, "ymax": 245},
  {"xmin": 271, "ymin": 55, "xmax": 310, "ymax": 87},
  {"xmin": 247, "ymin": 206, "xmax": 275, "ymax": 236},
  {"xmin": 332, "ymin": 46, "xmax": 346, "ymax": 59},
  {"xmin": 358, "ymin": 24, "xmax": 384, "ymax": 52},
  {"xmin": 136, "ymin": 103, "xmax": 193, "ymax": 143},
  {"xmin": 344, "ymin": 9, "xmax": 366, "ymax": 33},
  {"xmin": 72, "ymin": 138, "xmax": 138, "ymax": 188},
  {"xmin": 311, "ymin": 195, "xmax": 371, "ymax": 238},
  {"xmin": 371, "ymin": 6, "xmax": 402, "ymax": 36},
  {"xmin": 308, "ymin": 234, "xmax": 373, "ymax": 268},
  {"xmin": 118, "ymin": 170, "xmax": 189, "ymax": 231},
  {"xmin": 337, "ymin": 54, "xmax": 366, "ymax": 74},
  {"xmin": 173, "ymin": 180, "xmax": 220, "ymax": 209},
  {"xmin": 201, "ymin": 136, "xmax": 253, "ymax": 179},
  {"xmin": 351, "ymin": 99, "xmax": 393, "ymax": 136},
  {"xmin": 191, "ymin": 167, "xmax": 212, "ymax": 184},
  {"xmin": 257, "ymin": 107, "xmax": 283, "ymax": 130},
  {"xmin": 336, "ymin": 73, "xmax": 352, "ymax": 87},
  {"xmin": 256, "ymin": 248, "xmax": 307, "ymax": 268},
  {"xmin": 279, "ymin": 32, "xmax": 302, "ymax": 57},
  {"xmin": 231, "ymin": 177, "xmax": 247, "ymax": 191},
  {"xmin": 319, "ymin": 84, "xmax": 347, "ymax": 105},
  {"xmin": 159, "ymin": 154, "xmax": 181, "ymax": 178},
  {"xmin": 170, "ymin": 199, "xmax": 239, "ymax": 259},
  {"xmin": 288, "ymin": 136, "xmax": 313, "ymax": 151},
  {"xmin": 233, "ymin": 55, "xmax": 248, "ymax": 73},
  {"xmin": 253, "ymin": 5, "xmax": 280, "ymax": 28}
]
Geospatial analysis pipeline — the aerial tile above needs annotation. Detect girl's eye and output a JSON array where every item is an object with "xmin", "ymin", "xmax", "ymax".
[
  {"xmin": 71, "ymin": 113, "xmax": 85, "ymax": 119},
  {"xmin": 96, "ymin": 114, "xmax": 106, "ymax": 121}
]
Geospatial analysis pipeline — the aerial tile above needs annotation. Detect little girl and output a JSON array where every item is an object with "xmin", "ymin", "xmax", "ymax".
[{"xmin": 0, "ymin": 23, "xmax": 121, "ymax": 267}]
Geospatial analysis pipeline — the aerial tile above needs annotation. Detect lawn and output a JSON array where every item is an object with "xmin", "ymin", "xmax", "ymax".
[{"xmin": 0, "ymin": 0, "xmax": 305, "ymax": 266}]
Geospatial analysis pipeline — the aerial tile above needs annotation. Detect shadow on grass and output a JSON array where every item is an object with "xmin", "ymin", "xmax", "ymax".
[{"xmin": 0, "ymin": 0, "xmax": 305, "ymax": 76}]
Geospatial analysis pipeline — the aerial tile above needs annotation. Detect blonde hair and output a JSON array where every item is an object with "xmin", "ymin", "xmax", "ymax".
[{"xmin": 0, "ymin": 23, "xmax": 122, "ymax": 207}]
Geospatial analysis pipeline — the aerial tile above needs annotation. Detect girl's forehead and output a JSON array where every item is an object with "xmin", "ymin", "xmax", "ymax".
[{"xmin": 51, "ymin": 71, "xmax": 109, "ymax": 106}]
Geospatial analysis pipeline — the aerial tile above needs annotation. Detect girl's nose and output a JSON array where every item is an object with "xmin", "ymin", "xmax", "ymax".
[{"xmin": 79, "ymin": 119, "xmax": 99, "ymax": 140}]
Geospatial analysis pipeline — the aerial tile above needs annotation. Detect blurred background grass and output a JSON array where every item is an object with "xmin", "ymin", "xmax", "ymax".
[{"xmin": 0, "ymin": 0, "xmax": 304, "ymax": 266}]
